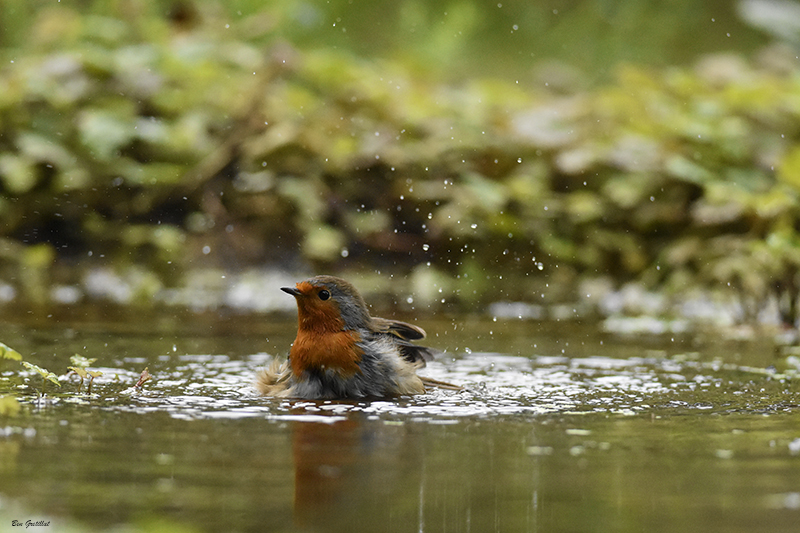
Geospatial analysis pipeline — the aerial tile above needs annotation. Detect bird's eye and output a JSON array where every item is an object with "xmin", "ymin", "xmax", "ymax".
[{"xmin": 318, "ymin": 289, "xmax": 330, "ymax": 301}]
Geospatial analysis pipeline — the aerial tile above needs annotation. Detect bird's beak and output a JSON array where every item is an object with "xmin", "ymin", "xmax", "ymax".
[{"xmin": 281, "ymin": 286, "xmax": 302, "ymax": 297}]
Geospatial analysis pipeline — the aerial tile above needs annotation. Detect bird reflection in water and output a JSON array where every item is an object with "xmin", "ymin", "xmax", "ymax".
[{"xmin": 289, "ymin": 413, "xmax": 423, "ymax": 531}]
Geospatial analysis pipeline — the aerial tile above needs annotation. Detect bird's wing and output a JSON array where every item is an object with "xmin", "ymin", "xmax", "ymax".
[
  {"xmin": 372, "ymin": 317, "xmax": 426, "ymax": 340},
  {"xmin": 397, "ymin": 342, "xmax": 439, "ymax": 364},
  {"xmin": 371, "ymin": 317, "xmax": 439, "ymax": 365}
]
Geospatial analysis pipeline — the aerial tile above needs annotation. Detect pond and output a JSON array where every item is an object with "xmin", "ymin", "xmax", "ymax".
[{"xmin": 1, "ymin": 315, "xmax": 799, "ymax": 532}]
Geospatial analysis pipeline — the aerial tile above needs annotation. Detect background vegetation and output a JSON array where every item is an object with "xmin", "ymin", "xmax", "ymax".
[{"xmin": 0, "ymin": 0, "xmax": 798, "ymax": 324}]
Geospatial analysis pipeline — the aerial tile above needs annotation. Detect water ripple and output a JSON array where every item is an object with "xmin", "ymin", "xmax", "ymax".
[{"xmin": 39, "ymin": 351, "xmax": 792, "ymax": 421}]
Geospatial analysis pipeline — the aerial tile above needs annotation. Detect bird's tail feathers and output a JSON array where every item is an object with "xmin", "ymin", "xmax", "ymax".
[{"xmin": 420, "ymin": 375, "xmax": 462, "ymax": 391}]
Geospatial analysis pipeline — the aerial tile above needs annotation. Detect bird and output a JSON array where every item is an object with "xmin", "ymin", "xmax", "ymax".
[{"xmin": 256, "ymin": 275, "xmax": 456, "ymax": 399}]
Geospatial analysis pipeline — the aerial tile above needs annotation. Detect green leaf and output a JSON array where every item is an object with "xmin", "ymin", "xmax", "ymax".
[
  {"xmin": 69, "ymin": 354, "xmax": 97, "ymax": 368},
  {"xmin": 778, "ymin": 145, "xmax": 800, "ymax": 190},
  {"xmin": 77, "ymin": 108, "xmax": 136, "ymax": 161},
  {"xmin": 17, "ymin": 132, "xmax": 76, "ymax": 168},
  {"xmin": 0, "ymin": 342, "xmax": 22, "ymax": 361},
  {"xmin": 0, "ymin": 153, "xmax": 39, "ymax": 194},
  {"xmin": 303, "ymin": 225, "xmax": 346, "ymax": 262},
  {"xmin": 22, "ymin": 361, "xmax": 61, "ymax": 387},
  {"xmin": 664, "ymin": 154, "xmax": 713, "ymax": 184},
  {"xmin": 68, "ymin": 366, "xmax": 88, "ymax": 379},
  {"xmin": 0, "ymin": 395, "xmax": 21, "ymax": 417}
]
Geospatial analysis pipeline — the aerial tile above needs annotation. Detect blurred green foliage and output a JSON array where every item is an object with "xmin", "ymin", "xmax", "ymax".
[{"xmin": 0, "ymin": 1, "xmax": 799, "ymax": 322}]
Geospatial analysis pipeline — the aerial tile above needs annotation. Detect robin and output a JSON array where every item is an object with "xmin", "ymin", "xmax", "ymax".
[{"xmin": 256, "ymin": 275, "xmax": 456, "ymax": 399}]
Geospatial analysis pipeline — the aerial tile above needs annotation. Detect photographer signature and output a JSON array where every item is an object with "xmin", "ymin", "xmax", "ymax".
[{"xmin": 11, "ymin": 520, "xmax": 50, "ymax": 528}]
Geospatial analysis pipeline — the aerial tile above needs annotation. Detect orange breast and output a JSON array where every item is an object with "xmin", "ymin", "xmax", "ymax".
[{"xmin": 290, "ymin": 329, "xmax": 363, "ymax": 378}]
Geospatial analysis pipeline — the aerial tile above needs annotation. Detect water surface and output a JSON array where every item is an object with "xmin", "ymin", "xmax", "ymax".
[{"xmin": 1, "ymin": 317, "xmax": 799, "ymax": 532}]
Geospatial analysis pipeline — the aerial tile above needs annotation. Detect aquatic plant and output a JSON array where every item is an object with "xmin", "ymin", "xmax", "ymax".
[
  {"xmin": 67, "ymin": 354, "xmax": 103, "ymax": 393},
  {"xmin": 21, "ymin": 361, "xmax": 61, "ymax": 396},
  {"xmin": 0, "ymin": 394, "xmax": 20, "ymax": 416},
  {"xmin": 0, "ymin": 3, "xmax": 797, "ymax": 326},
  {"xmin": 0, "ymin": 342, "xmax": 22, "ymax": 416},
  {"xmin": 0, "ymin": 342, "xmax": 22, "ymax": 363},
  {"xmin": 135, "ymin": 367, "xmax": 153, "ymax": 390}
]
